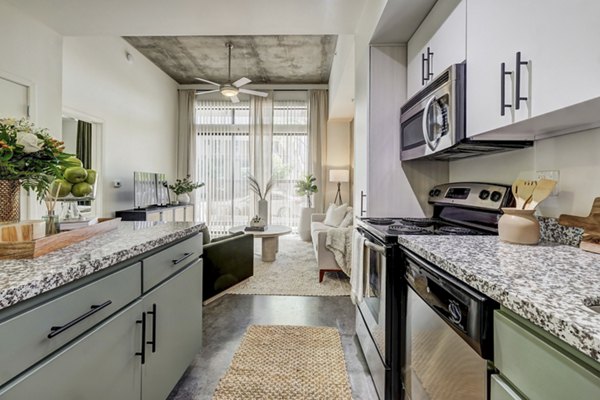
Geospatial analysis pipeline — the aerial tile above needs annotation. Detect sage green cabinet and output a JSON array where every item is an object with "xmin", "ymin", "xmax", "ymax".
[
  {"xmin": 494, "ymin": 310, "xmax": 600, "ymax": 400},
  {"xmin": 141, "ymin": 259, "xmax": 203, "ymax": 400},
  {"xmin": 0, "ymin": 301, "xmax": 143, "ymax": 400},
  {"xmin": 490, "ymin": 375, "xmax": 524, "ymax": 400}
]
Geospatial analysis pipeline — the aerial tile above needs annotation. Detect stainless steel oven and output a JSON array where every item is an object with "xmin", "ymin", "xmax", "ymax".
[
  {"xmin": 354, "ymin": 225, "xmax": 403, "ymax": 400},
  {"xmin": 400, "ymin": 63, "xmax": 466, "ymax": 160},
  {"xmin": 402, "ymin": 249, "xmax": 497, "ymax": 400}
]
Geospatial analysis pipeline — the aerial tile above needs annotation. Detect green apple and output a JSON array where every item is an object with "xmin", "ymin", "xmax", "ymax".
[
  {"xmin": 63, "ymin": 167, "xmax": 88, "ymax": 184},
  {"xmin": 63, "ymin": 156, "xmax": 83, "ymax": 168},
  {"xmin": 49, "ymin": 179, "xmax": 72, "ymax": 197},
  {"xmin": 85, "ymin": 169, "xmax": 97, "ymax": 185},
  {"xmin": 71, "ymin": 182, "xmax": 93, "ymax": 197}
]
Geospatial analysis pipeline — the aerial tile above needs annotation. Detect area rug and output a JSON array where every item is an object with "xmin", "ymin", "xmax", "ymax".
[
  {"xmin": 226, "ymin": 234, "xmax": 351, "ymax": 296},
  {"xmin": 212, "ymin": 325, "xmax": 353, "ymax": 400}
]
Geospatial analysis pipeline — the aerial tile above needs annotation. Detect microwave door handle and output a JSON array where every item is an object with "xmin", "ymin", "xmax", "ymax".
[{"xmin": 422, "ymin": 96, "xmax": 441, "ymax": 151}]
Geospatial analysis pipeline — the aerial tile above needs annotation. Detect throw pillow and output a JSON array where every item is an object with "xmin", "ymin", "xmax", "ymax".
[
  {"xmin": 323, "ymin": 203, "xmax": 348, "ymax": 227},
  {"xmin": 201, "ymin": 225, "xmax": 211, "ymax": 245},
  {"xmin": 339, "ymin": 207, "xmax": 354, "ymax": 228}
]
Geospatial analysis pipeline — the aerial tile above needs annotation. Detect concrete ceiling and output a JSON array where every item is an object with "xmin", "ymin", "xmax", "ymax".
[
  {"xmin": 124, "ymin": 35, "xmax": 337, "ymax": 84},
  {"xmin": 5, "ymin": 0, "xmax": 367, "ymax": 36}
]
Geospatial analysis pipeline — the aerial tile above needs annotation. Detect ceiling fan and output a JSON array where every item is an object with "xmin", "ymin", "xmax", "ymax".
[{"xmin": 195, "ymin": 42, "xmax": 268, "ymax": 103}]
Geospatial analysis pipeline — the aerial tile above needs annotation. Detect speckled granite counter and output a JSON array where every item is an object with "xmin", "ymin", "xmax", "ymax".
[
  {"xmin": 398, "ymin": 235, "xmax": 600, "ymax": 362},
  {"xmin": 0, "ymin": 221, "xmax": 204, "ymax": 311}
]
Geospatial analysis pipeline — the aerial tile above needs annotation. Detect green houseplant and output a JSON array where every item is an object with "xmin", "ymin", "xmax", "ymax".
[
  {"xmin": 295, "ymin": 174, "xmax": 318, "ymax": 241},
  {"xmin": 168, "ymin": 176, "xmax": 204, "ymax": 205}
]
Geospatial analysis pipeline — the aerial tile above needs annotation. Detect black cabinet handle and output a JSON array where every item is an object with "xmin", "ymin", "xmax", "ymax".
[
  {"xmin": 136, "ymin": 312, "xmax": 146, "ymax": 364},
  {"xmin": 427, "ymin": 47, "xmax": 434, "ymax": 79},
  {"xmin": 360, "ymin": 191, "xmax": 367, "ymax": 216},
  {"xmin": 172, "ymin": 252, "xmax": 193, "ymax": 265},
  {"xmin": 146, "ymin": 303, "xmax": 157, "ymax": 353},
  {"xmin": 500, "ymin": 62, "xmax": 512, "ymax": 116},
  {"xmin": 421, "ymin": 52, "xmax": 427, "ymax": 85},
  {"xmin": 48, "ymin": 300, "xmax": 112, "ymax": 339},
  {"xmin": 515, "ymin": 51, "xmax": 528, "ymax": 110}
]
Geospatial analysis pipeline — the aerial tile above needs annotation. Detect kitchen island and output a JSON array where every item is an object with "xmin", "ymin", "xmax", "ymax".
[{"xmin": 0, "ymin": 221, "xmax": 205, "ymax": 399}]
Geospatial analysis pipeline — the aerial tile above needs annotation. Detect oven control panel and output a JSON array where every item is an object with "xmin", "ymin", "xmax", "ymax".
[{"xmin": 428, "ymin": 182, "xmax": 513, "ymax": 210}]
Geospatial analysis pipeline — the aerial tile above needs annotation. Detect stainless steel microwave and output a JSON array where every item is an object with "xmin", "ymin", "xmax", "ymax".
[{"xmin": 400, "ymin": 63, "xmax": 466, "ymax": 160}]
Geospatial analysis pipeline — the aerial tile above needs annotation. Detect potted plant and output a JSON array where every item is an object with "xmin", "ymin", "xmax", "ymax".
[
  {"xmin": 168, "ymin": 176, "xmax": 204, "ymax": 205},
  {"xmin": 247, "ymin": 174, "xmax": 273, "ymax": 224},
  {"xmin": 295, "ymin": 174, "xmax": 318, "ymax": 241},
  {"xmin": 0, "ymin": 118, "xmax": 73, "ymax": 223}
]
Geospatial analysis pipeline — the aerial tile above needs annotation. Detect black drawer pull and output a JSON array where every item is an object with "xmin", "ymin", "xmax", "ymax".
[
  {"xmin": 146, "ymin": 303, "xmax": 157, "ymax": 353},
  {"xmin": 172, "ymin": 252, "xmax": 193, "ymax": 265},
  {"xmin": 136, "ymin": 312, "xmax": 146, "ymax": 364},
  {"xmin": 515, "ymin": 51, "xmax": 528, "ymax": 110},
  {"xmin": 48, "ymin": 300, "xmax": 112, "ymax": 339},
  {"xmin": 500, "ymin": 62, "xmax": 512, "ymax": 116},
  {"xmin": 421, "ymin": 52, "xmax": 427, "ymax": 85}
]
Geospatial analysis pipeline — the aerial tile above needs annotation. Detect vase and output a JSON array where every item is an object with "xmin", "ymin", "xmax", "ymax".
[
  {"xmin": 177, "ymin": 193, "xmax": 191, "ymax": 205},
  {"xmin": 258, "ymin": 199, "xmax": 268, "ymax": 225},
  {"xmin": 299, "ymin": 207, "xmax": 315, "ymax": 241},
  {"xmin": 0, "ymin": 179, "xmax": 20, "ymax": 223},
  {"xmin": 498, "ymin": 208, "xmax": 540, "ymax": 245},
  {"xmin": 43, "ymin": 211, "xmax": 60, "ymax": 235}
]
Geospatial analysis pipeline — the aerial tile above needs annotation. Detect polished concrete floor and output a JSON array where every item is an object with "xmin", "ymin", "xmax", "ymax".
[{"xmin": 167, "ymin": 295, "xmax": 379, "ymax": 400}]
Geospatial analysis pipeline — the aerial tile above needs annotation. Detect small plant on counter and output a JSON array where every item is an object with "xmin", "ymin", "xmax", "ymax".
[{"xmin": 168, "ymin": 175, "xmax": 204, "ymax": 195}]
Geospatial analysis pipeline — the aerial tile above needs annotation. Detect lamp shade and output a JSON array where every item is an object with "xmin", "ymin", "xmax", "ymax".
[{"xmin": 329, "ymin": 169, "xmax": 349, "ymax": 183}]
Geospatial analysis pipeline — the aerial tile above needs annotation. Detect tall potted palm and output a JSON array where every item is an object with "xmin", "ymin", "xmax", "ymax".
[{"xmin": 295, "ymin": 174, "xmax": 318, "ymax": 241}]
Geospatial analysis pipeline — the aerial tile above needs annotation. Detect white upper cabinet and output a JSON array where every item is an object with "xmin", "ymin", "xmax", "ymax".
[
  {"xmin": 466, "ymin": 0, "xmax": 600, "ymax": 138},
  {"xmin": 407, "ymin": 0, "xmax": 466, "ymax": 99}
]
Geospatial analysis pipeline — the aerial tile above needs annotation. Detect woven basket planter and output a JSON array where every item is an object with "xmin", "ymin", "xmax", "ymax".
[{"xmin": 0, "ymin": 179, "xmax": 21, "ymax": 223}]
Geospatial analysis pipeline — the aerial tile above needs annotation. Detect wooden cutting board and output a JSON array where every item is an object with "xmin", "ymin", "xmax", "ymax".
[{"xmin": 558, "ymin": 198, "xmax": 600, "ymax": 254}]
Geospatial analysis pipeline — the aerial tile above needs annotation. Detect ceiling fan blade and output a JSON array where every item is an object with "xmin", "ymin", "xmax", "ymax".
[
  {"xmin": 239, "ymin": 88, "xmax": 269, "ymax": 97},
  {"xmin": 196, "ymin": 89, "xmax": 220, "ymax": 95},
  {"xmin": 230, "ymin": 95, "xmax": 240, "ymax": 103},
  {"xmin": 233, "ymin": 77, "xmax": 251, "ymax": 87},
  {"xmin": 194, "ymin": 77, "xmax": 220, "ymax": 86}
]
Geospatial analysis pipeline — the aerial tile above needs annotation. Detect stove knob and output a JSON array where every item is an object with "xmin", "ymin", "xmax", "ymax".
[
  {"xmin": 490, "ymin": 191, "xmax": 503, "ymax": 202},
  {"xmin": 433, "ymin": 189, "xmax": 441, "ymax": 196},
  {"xmin": 478, "ymin": 190, "xmax": 490, "ymax": 200},
  {"xmin": 429, "ymin": 189, "xmax": 436, "ymax": 197}
]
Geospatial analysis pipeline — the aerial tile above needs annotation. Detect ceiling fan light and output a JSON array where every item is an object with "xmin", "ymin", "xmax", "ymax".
[{"xmin": 220, "ymin": 85, "xmax": 239, "ymax": 97}]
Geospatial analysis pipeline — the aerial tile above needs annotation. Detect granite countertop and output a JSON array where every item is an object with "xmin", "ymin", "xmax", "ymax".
[
  {"xmin": 0, "ymin": 221, "xmax": 205, "ymax": 311},
  {"xmin": 398, "ymin": 235, "xmax": 600, "ymax": 362}
]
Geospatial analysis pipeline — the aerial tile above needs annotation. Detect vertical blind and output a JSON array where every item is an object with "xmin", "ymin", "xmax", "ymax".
[{"xmin": 195, "ymin": 97, "xmax": 308, "ymax": 236}]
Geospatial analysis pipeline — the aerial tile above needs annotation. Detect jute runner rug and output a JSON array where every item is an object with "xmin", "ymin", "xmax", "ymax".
[{"xmin": 212, "ymin": 325, "xmax": 353, "ymax": 400}]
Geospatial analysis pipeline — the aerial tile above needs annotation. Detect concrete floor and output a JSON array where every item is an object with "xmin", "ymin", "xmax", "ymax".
[{"xmin": 167, "ymin": 295, "xmax": 379, "ymax": 400}]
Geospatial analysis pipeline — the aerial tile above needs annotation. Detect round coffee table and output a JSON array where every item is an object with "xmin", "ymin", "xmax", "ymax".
[{"xmin": 229, "ymin": 225, "xmax": 292, "ymax": 262}]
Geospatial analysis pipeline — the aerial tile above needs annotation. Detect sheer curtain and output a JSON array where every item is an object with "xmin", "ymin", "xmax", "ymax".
[
  {"xmin": 308, "ymin": 90, "xmax": 328, "ymax": 212},
  {"xmin": 195, "ymin": 94, "xmax": 309, "ymax": 235}
]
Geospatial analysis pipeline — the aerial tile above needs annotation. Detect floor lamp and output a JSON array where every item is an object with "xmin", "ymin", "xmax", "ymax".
[{"xmin": 329, "ymin": 169, "xmax": 350, "ymax": 205}]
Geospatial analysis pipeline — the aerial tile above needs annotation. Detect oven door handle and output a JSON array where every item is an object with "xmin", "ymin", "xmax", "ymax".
[{"xmin": 364, "ymin": 240, "xmax": 386, "ymax": 254}]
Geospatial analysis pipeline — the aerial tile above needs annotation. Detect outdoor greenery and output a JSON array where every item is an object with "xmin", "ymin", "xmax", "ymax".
[
  {"xmin": 295, "ymin": 174, "xmax": 318, "ymax": 208},
  {"xmin": 0, "ymin": 118, "xmax": 73, "ymax": 200},
  {"xmin": 168, "ymin": 175, "xmax": 205, "ymax": 195}
]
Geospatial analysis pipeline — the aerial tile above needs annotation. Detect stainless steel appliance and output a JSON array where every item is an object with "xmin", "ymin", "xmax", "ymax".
[
  {"xmin": 403, "ymin": 250, "xmax": 498, "ymax": 400},
  {"xmin": 400, "ymin": 63, "xmax": 532, "ymax": 161},
  {"xmin": 355, "ymin": 182, "xmax": 513, "ymax": 400}
]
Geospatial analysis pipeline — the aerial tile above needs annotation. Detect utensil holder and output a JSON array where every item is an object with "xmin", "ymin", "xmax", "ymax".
[{"xmin": 498, "ymin": 208, "xmax": 540, "ymax": 245}]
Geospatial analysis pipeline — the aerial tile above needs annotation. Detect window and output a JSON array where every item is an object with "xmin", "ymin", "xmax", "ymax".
[{"xmin": 195, "ymin": 95, "xmax": 308, "ymax": 236}]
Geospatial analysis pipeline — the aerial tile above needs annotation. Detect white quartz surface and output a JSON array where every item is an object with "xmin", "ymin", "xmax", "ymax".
[
  {"xmin": 0, "ymin": 221, "xmax": 204, "ymax": 311},
  {"xmin": 398, "ymin": 235, "xmax": 600, "ymax": 362}
]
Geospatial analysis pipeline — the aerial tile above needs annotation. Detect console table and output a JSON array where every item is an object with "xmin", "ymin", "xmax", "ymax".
[{"xmin": 116, "ymin": 204, "xmax": 194, "ymax": 222}]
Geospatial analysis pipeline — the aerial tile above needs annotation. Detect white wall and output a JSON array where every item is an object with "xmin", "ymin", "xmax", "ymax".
[
  {"xmin": 61, "ymin": 118, "xmax": 78, "ymax": 154},
  {"xmin": 450, "ymin": 128, "xmax": 600, "ymax": 218},
  {"xmin": 328, "ymin": 35, "xmax": 355, "ymax": 120},
  {"xmin": 63, "ymin": 37, "xmax": 179, "ymax": 216},
  {"xmin": 325, "ymin": 121, "xmax": 352, "ymax": 205}
]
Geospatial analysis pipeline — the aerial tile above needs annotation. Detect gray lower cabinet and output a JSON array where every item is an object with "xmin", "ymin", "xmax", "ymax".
[
  {"xmin": 141, "ymin": 259, "xmax": 203, "ymax": 400},
  {"xmin": 0, "ymin": 301, "xmax": 143, "ymax": 399}
]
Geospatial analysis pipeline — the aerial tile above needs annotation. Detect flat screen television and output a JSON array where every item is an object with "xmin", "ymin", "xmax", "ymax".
[{"xmin": 133, "ymin": 172, "xmax": 170, "ymax": 209}]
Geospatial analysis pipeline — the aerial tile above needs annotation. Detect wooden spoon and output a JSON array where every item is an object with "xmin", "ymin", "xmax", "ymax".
[
  {"xmin": 512, "ymin": 179, "xmax": 524, "ymax": 207},
  {"xmin": 516, "ymin": 180, "xmax": 537, "ymax": 209},
  {"xmin": 526, "ymin": 179, "xmax": 557, "ymax": 209}
]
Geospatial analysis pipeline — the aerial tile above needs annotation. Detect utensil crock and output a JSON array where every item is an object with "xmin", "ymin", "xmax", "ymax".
[{"xmin": 498, "ymin": 208, "xmax": 540, "ymax": 245}]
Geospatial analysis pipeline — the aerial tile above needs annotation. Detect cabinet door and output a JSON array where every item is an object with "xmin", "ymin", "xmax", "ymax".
[
  {"xmin": 184, "ymin": 205, "xmax": 194, "ymax": 222},
  {"xmin": 174, "ymin": 207, "xmax": 185, "ymax": 221},
  {"xmin": 0, "ymin": 301, "xmax": 143, "ymax": 400},
  {"xmin": 426, "ymin": 0, "xmax": 466, "ymax": 78},
  {"xmin": 147, "ymin": 211, "xmax": 161, "ymax": 222},
  {"xmin": 490, "ymin": 375, "xmax": 525, "ymax": 400},
  {"xmin": 142, "ymin": 259, "xmax": 203, "ymax": 400}
]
